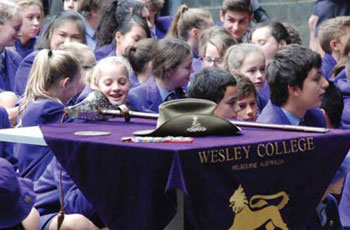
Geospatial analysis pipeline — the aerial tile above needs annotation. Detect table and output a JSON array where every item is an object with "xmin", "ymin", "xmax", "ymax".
[
  {"xmin": 36, "ymin": 118, "xmax": 350, "ymax": 230},
  {"xmin": 1, "ymin": 118, "xmax": 349, "ymax": 229}
]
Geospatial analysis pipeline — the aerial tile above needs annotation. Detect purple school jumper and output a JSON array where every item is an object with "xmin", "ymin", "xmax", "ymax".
[
  {"xmin": 94, "ymin": 43, "xmax": 115, "ymax": 61},
  {"xmin": 0, "ymin": 106, "xmax": 17, "ymax": 166},
  {"xmin": 322, "ymin": 52, "xmax": 337, "ymax": 80},
  {"xmin": 127, "ymin": 77, "xmax": 163, "ymax": 113},
  {"xmin": 334, "ymin": 68, "xmax": 350, "ymax": 129},
  {"xmin": 130, "ymin": 72, "xmax": 140, "ymax": 89},
  {"xmin": 0, "ymin": 49, "xmax": 22, "ymax": 92},
  {"xmin": 128, "ymin": 76, "xmax": 184, "ymax": 113},
  {"xmin": 14, "ymin": 50, "xmax": 38, "ymax": 96},
  {"xmin": 14, "ymin": 98, "xmax": 64, "ymax": 181},
  {"xmin": 35, "ymin": 157, "xmax": 98, "ymax": 230},
  {"xmin": 257, "ymin": 100, "xmax": 327, "ymax": 127},
  {"xmin": 14, "ymin": 38, "xmax": 37, "ymax": 59},
  {"xmin": 154, "ymin": 16, "xmax": 173, "ymax": 39}
]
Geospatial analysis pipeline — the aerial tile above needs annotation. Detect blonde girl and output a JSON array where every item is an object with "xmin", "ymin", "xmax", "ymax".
[
  {"xmin": 224, "ymin": 43, "xmax": 268, "ymax": 112},
  {"xmin": 15, "ymin": 0, "xmax": 44, "ymax": 58},
  {"xmin": 58, "ymin": 42, "xmax": 96, "ymax": 104},
  {"xmin": 90, "ymin": 56, "xmax": 132, "ymax": 106},
  {"xmin": 15, "ymin": 49, "xmax": 83, "ymax": 181}
]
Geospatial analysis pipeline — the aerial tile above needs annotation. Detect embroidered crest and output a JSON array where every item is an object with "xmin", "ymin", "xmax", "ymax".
[
  {"xmin": 228, "ymin": 185, "xmax": 289, "ymax": 230},
  {"xmin": 187, "ymin": 116, "xmax": 207, "ymax": 133},
  {"xmin": 24, "ymin": 195, "xmax": 32, "ymax": 203}
]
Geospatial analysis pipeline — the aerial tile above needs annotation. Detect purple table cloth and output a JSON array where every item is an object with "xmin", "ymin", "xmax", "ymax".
[{"xmin": 40, "ymin": 118, "xmax": 350, "ymax": 230}]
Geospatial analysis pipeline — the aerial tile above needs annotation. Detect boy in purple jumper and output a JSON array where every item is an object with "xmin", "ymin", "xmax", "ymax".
[{"xmin": 257, "ymin": 44, "xmax": 329, "ymax": 127}]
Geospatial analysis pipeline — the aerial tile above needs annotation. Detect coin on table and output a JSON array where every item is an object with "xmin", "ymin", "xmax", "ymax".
[{"xmin": 74, "ymin": 131, "xmax": 111, "ymax": 136}]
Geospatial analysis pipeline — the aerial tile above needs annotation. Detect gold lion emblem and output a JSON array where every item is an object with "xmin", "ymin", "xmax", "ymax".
[{"xmin": 228, "ymin": 185, "xmax": 289, "ymax": 230}]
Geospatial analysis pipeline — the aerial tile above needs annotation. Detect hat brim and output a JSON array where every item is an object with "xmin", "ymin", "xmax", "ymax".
[
  {"xmin": 133, "ymin": 114, "xmax": 241, "ymax": 137},
  {"xmin": 0, "ymin": 177, "xmax": 36, "ymax": 228}
]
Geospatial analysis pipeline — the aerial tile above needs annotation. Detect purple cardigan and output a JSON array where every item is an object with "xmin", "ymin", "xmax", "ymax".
[
  {"xmin": 127, "ymin": 77, "xmax": 163, "ymax": 113},
  {"xmin": 154, "ymin": 16, "xmax": 173, "ymax": 39},
  {"xmin": 14, "ymin": 50, "xmax": 39, "ymax": 96},
  {"xmin": 94, "ymin": 43, "xmax": 115, "ymax": 61},
  {"xmin": 14, "ymin": 98, "xmax": 64, "ymax": 181},
  {"xmin": 334, "ymin": 68, "xmax": 350, "ymax": 129},
  {"xmin": 0, "ymin": 106, "xmax": 16, "ymax": 166},
  {"xmin": 257, "ymin": 100, "xmax": 327, "ymax": 127},
  {"xmin": 322, "ymin": 52, "xmax": 337, "ymax": 80},
  {"xmin": 0, "ymin": 49, "xmax": 22, "ymax": 92}
]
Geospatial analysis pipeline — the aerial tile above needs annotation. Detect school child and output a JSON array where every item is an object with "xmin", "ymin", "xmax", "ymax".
[
  {"xmin": 62, "ymin": 0, "xmax": 103, "ymax": 51},
  {"xmin": 224, "ymin": 43, "xmax": 268, "ymax": 112},
  {"xmin": 90, "ymin": 56, "xmax": 132, "ymax": 106},
  {"xmin": 143, "ymin": 0, "xmax": 173, "ymax": 39},
  {"xmin": 110, "ymin": 14, "xmax": 151, "ymax": 58},
  {"xmin": 34, "ymin": 56, "xmax": 132, "ymax": 230},
  {"xmin": 125, "ymin": 38, "xmax": 157, "ymax": 88},
  {"xmin": 14, "ymin": 49, "xmax": 84, "ymax": 182},
  {"xmin": 330, "ymin": 37, "xmax": 350, "ymax": 80},
  {"xmin": 58, "ymin": 42, "xmax": 96, "ymax": 104},
  {"xmin": 257, "ymin": 44, "xmax": 329, "ymax": 127},
  {"xmin": 308, "ymin": 0, "xmax": 350, "ymax": 56},
  {"xmin": 308, "ymin": 80, "xmax": 346, "ymax": 229},
  {"xmin": 188, "ymin": 67, "xmax": 239, "ymax": 120},
  {"xmin": 14, "ymin": 10, "xmax": 86, "ymax": 96},
  {"xmin": 235, "ymin": 76, "xmax": 258, "ymax": 121},
  {"xmin": 14, "ymin": 0, "xmax": 44, "ymax": 59},
  {"xmin": 318, "ymin": 16, "xmax": 350, "ymax": 79},
  {"xmin": 167, "ymin": 4, "xmax": 213, "ymax": 61},
  {"xmin": 128, "ymin": 38, "xmax": 192, "ymax": 113},
  {"xmin": 249, "ymin": 21, "xmax": 290, "ymax": 65},
  {"xmin": 62, "ymin": 0, "xmax": 81, "ymax": 11},
  {"xmin": 219, "ymin": 0, "xmax": 253, "ymax": 42},
  {"xmin": 95, "ymin": 0, "xmax": 151, "ymax": 60},
  {"xmin": 199, "ymin": 26, "xmax": 237, "ymax": 69},
  {"xmin": 0, "ymin": 158, "xmax": 39, "ymax": 230},
  {"xmin": 0, "ymin": 0, "xmax": 23, "ymax": 92}
]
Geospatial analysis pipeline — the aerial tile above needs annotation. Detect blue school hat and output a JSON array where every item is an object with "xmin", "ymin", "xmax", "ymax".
[
  {"xmin": 0, "ymin": 158, "xmax": 36, "ymax": 228},
  {"xmin": 330, "ymin": 153, "xmax": 350, "ymax": 185}
]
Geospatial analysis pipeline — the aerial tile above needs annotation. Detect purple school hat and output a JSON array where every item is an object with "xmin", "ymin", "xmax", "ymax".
[{"xmin": 0, "ymin": 158, "xmax": 36, "ymax": 228}]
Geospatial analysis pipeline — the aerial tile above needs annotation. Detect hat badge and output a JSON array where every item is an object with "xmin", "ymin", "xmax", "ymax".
[{"xmin": 187, "ymin": 116, "xmax": 207, "ymax": 133}]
